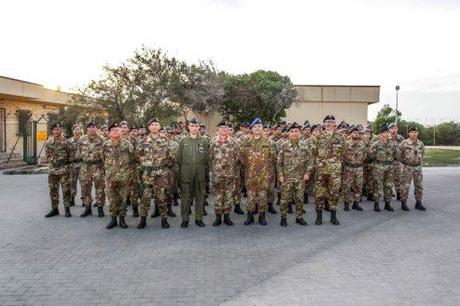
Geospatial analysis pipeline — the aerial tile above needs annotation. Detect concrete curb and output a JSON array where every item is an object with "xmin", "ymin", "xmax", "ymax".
[{"xmin": 3, "ymin": 166, "xmax": 48, "ymax": 175}]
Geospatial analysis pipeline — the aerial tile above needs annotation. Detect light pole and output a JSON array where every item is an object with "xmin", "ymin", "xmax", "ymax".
[{"xmin": 395, "ymin": 85, "xmax": 400, "ymax": 124}]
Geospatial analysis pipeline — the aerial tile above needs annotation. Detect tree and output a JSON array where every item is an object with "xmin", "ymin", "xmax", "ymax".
[
  {"xmin": 373, "ymin": 104, "xmax": 402, "ymax": 134},
  {"xmin": 221, "ymin": 70, "xmax": 297, "ymax": 125}
]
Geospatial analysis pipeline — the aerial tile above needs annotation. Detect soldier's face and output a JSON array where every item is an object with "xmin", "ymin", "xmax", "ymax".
[
  {"xmin": 409, "ymin": 131, "xmax": 418, "ymax": 140},
  {"xmin": 120, "ymin": 125, "xmax": 129, "ymax": 135},
  {"xmin": 189, "ymin": 123, "xmax": 200, "ymax": 135},
  {"xmin": 363, "ymin": 132, "xmax": 371, "ymax": 140},
  {"xmin": 380, "ymin": 131, "xmax": 390, "ymax": 140},
  {"xmin": 390, "ymin": 127, "xmax": 397, "ymax": 135},
  {"xmin": 109, "ymin": 127, "xmax": 121, "ymax": 139},
  {"xmin": 263, "ymin": 128, "xmax": 271, "ymax": 137},
  {"xmin": 252, "ymin": 124, "xmax": 263, "ymax": 135},
  {"xmin": 52, "ymin": 127, "xmax": 62, "ymax": 137},
  {"xmin": 218, "ymin": 126, "xmax": 228, "ymax": 137},
  {"xmin": 228, "ymin": 128, "xmax": 234, "ymax": 136},
  {"xmin": 324, "ymin": 120, "xmax": 335, "ymax": 131},
  {"xmin": 149, "ymin": 122, "xmax": 161, "ymax": 134},
  {"xmin": 351, "ymin": 131, "xmax": 360, "ymax": 139},
  {"xmin": 160, "ymin": 130, "xmax": 167, "ymax": 137},
  {"xmin": 101, "ymin": 128, "xmax": 108, "ymax": 137},
  {"xmin": 73, "ymin": 127, "xmax": 82, "ymax": 137},
  {"xmin": 275, "ymin": 128, "xmax": 283, "ymax": 135},
  {"xmin": 289, "ymin": 128, "xmax": 301, "ymax": 140},
  {"xmin": 87, "ymin": 126, "xmax": 97, "ymax": 136},
  {"xmin": 130, "ymin": 129, "xmax": 138, "ymax": 137}
]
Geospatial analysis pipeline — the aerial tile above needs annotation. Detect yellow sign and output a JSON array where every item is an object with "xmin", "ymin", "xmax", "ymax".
[{"xmin": 37, "ymin": 131, "xmax": 48, "ymax": 141}]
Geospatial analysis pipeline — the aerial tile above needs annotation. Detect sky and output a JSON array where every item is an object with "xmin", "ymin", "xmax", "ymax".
[{"xmin": 1, "ymin": 0, "xmax": 459, "ymax": 123}]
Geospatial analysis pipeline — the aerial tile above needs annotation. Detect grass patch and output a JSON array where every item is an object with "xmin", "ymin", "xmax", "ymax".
[{"xmin": 423, "ymin": 149, "xmax": 460, "ymax": 167}]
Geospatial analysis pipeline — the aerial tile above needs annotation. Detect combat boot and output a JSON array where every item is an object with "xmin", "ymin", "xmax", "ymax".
[
  {"xmin": 384, "ymin": 202, "xmax": 394, "ymax": 211},
  {"xmin": 415, "ymin": 200, "xmax": 426, "ymax": 211},
  {"xmin": 132, "ymin": 206, "xmax": 139, "ymax": 218},
  {"xmin": 195, "ymin": 220, "xmax": 205, "ymax": 227},
  {"xmin": 367, "ymin": 194, "xmax": 373, "ymax": 201},
  {"xmin": 374, "ymin": 202, "xmax": 381, "ymax": 212},
  {"xmin": 242, "ymin": 187, "xmax": 248, "ymax": 198},
  {"xmin": 324, "ymin": 200, "xmax": 331, "ymax": 212},
  {"xmin": 401, "ymin": 200, "xmax": 410, "ymax": 211},
  {"xmin": 234, "ymin": 203, "xmax": 244, "ymax": 215},
  {"xmin": 315, "ymin": 209, "xmax": 322, "ymax": 225},
  {"xmin": 258, "ymin": 212, "xmax": 267, "ymax": 226},
  {"xmin": 268, "ymin": 203, "xmax": 277, "ymax": 214},
  {"xmin": 352, "ymin": 201, "xmax": 363, "ymax": 211},
  {"xmin": 80, "ymin": 206, "xmax": 92, "ymax": 218},
  {"xmin": 151, "ymin": 205, "xmax": 160, "ymax": 218},
  {"xmin": 119, "ymin": 216, "xmax": 128, "ymax": 229},
  {"xmin": 223, "ymin": 214, "xmax": 233, "ymax": 226},
  {"xmin": 396, "ymin": 192, "xmax": 401, "ymax": 201},
  {"xmin": 181, "ymin": 220, "xmax": 189, "ymax": 228},
  {"xmin": 167, "ymin": 205, "xmax": 176, "ymax": 217},
  {"xmin": 344, "ymin": 202, "xmax": 350, "ymax": 211},
  {"xmin": 65, "ymin": 207, "xmax": 72, "ymax": 217},
  {"xmin": 45, "ymin": 208, "xmax": 59, "ymax": 218},
  {"xmin": 296, "ymin": 217, "xmax": 307, "ymax": 226},
  {"xmin": 97, "ymin": 206, "xmax": 105, "ymax": 217},
  {"xmin": 161, "ymin": 218, "xmax": 170, "ymax": 229},
  {"xmin": 244, "ymin": 212, "xmax": 254, "ymax": 225},
  {"xmin": 137, "ymin": 216, "xmax": 146, "ymax": 229},
  {"xmin": 212, "ymin": 214, "xmax": 222, "ymax": 227},
  {"xmin": 330, "ymin": 210, "xmax": 340, "ymax": 225},
  {"xmin": 106, "ymin": 217, "xmax": 118, "ymax": 229},
  {"xmin": 280, "ymin": 217, "xmax": 287, "ymax": 227},
  {"xmin": 70, "ymin": 196, "xmax": 75, "ymax": 207},
  {"xmin": 303, "ymin": 193, "xmax": 309, "ymax": 204}
]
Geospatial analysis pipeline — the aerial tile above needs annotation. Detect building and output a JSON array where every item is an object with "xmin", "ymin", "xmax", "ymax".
[{"xmin": 0, "ymin": 76, "xmax": 73, "ymax": 167}]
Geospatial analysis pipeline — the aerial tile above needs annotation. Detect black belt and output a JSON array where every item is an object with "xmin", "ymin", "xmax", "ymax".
[{"xmin": 402, "ymin": 161, "xmax": 421, "ymax": 167}]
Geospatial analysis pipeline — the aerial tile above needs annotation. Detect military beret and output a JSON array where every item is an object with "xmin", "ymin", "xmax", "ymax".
[
  {"xmin": 281, "ymin": 121, "xmax": 287, "ymax": 125},
  {"xmin": 51, "ymin": 122, "xmax": 63, "ymax": 129},
  {"xmin": 72, "ymin": 123, "xmax": 81, "ymax": 130},
  {"xmin": 148, "ymin": 118, "xmax": 159, "ymax": 126},
  {"xmin": 408, "ymin": 126, "xmax": 418, "ymax": 132},
  {"xmin": 250, "ymin": 117, "xmax": 263, "ymax": 128},
  {"xmin": 323, "ymin": 114, "xmax": 335, "ymax": 122},
  {"xmin": 287, "ymin": 122, "xmax": 301, "ymax": 131},
  {"xmin": 119, "ymin": 120, "xmax": 128, "ymax": 127},
  {"xmin": 263, "ymin": 124, "xmax": 270, "ymax": 129},
  {"xmin": 363, "ymin": 128, "xmax": 371, "ymax": 133},
  {"xmin": 108, "ymin": 122, "xmax": 120, "ymax": 131},
  {"xmin": 129, "ymin": 126, "xmax": 138, "ymax": 130},
  {"xmin": 86, "ymin": 122, "xmax": 96, "ymax": 128},
  {"xmin": 380, "ymin": 123, "xmax": 389, "ymax": 133},
  {"xmin": 217, "ymin": 119, "xmax": 228, "ymax": 127},
  {"xmin": 349, "ymin": 126, "xmax": 360, "ymax": 133},
  {"xmin": 310, "ymin": 124, "xmax": 320, "ymax": 131},
  {"xmin": 165, "ymin": 126, "xmax": 172, "ymax": 133},
  {"xmin": 189, "ymin": 117, "xmax": 200, "ymax": 125},
  {"xmin": 303, "ymin": 121, "xmax": 310, "ymax": 128},
  {"xmin": 200, "ymin": 124, "xmax": 205, "ymax": 128},
  {"xmin": 100, "ymin": 124, "xmax": 108, "ymax": 130},
  {"xmin": 389, "ymin": 122, "xmax": 397, "ymax": 129},
  {"xmin": 159, "ymin": 126, "xmax": 164, "ymax": 131}
]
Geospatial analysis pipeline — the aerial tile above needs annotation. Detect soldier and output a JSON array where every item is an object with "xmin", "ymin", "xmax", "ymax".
[
  {"xmin": 369, "ymin": 123, "xmax": 397, "ymax": 212},
  {"xmin": 389, "ymin": 123, "xmax": 405, "ymax": 200},
  {"xmin": 230, "ymin": 125, "xmax": 245, "ymax": 215},
  {"xmin": 68, "ymin": 123, "xmax": 82, "ymax": 206},
  {"xmin": 79, "ymin": 122, "xmax": 106, "ymax": 218},
  {"xmin": 100, "ymin": 124, "xmax": 110, "ymax": 140},
  {"xmin": 310, "ymin": 115, "xmax": 344, "ymax": 225},
  {"xmin": 178, "ymin": 118, "xmax": 209, "ymax": 228},
  {"xmin": 341, "ymin": 126, "xmax": 367, "ymax": 211},
  {"xmin": 209, "ymin": 120, "xmax": 239, "ymax": 226},
  {"xmin": 263, "ymin": 125, "xmax": 278, "ymax": 215},
  {"xmin": 120, "ymin": 121, "xmax": 140, "ymax": 217},
  {"xmin": 240, "ymin": 118, "xmax": 276, "ymax": 226},
  {"xmin": 398, "ymin": 126, "xmax": 426, "ymax": 211},
  {"xmin": 362, "ymin": 128, "xmax": 374, "ymax": 201},
  {"xmin": 103, "ymin": 122, "xmax": 134, "ymax": 229},
  {"xmin": 136, "ymin": 118, "xmax": 174, "ymax": 229},
  {"xmin": 277, "ymin": 122, "xmax": 313, "ymax": 226},
  {"xmin": 43, "ymin": 123, "xmax": 72, "ymax": 218}
]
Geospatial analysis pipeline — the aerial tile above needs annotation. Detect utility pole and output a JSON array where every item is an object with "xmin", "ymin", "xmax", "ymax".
[{"xmin": 395, "ymin": 85, "xmax": 400, "ymax": 124}]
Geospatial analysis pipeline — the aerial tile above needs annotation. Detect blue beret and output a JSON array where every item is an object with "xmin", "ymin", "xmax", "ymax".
[{"xmin": 250, "ymin": 117, "xmax": 263, "ymax": 128}]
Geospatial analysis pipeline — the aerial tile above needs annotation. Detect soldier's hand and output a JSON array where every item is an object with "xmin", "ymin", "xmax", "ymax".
[
  {"xmin": 279, "ymin": 176, "xmax": 285, "ymax": 184},
  {"xmin": 303, "ymin": 173, "xmax": 310, "ymax": 182}
]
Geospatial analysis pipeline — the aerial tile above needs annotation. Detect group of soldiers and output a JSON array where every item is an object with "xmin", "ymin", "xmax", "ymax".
[{"xmin": 42, "ymin": 114, "xmax": 426, "ymax": 230}]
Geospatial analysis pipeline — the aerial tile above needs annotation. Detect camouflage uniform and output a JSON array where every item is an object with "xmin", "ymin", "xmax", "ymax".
[
  {"xmin": 136, "ymin": 134, "xmax": 174, "ymax": 218},
  {"xmin": 240, "ymin": 135, "xmax": 276, "ymax": 213},
  {"xmin": 167, "ymin": 138, "xmax": 180, "ymax": 206},
  {"xmin": 311, "ymin": 132, "xmax": 345, "ymax": 211},
  {"xmin": 44, "ymin": 136, "xmax": 72, "ymax": 209},
  {"xmin": 276, "ymin": 139, "xmax": 313, "ymax": 218},
  {"xmin": 363, "ymin": 139, "xmax": 374, "ymax": 199},
  {"xmin": 209, "ymin": 136, "xmax": 239, "ymax": 215},
  {"xmin": 232, "ymin": 137, "xmax": 243, "ymax": 206},
  {"xmin": 342, "ymin": 138, "xmax": 367, "ymax": 203},
  {"xmin": 266, "ymin": 137, "xmax": 277, "ymax": 205},
  {"xmin": 103, "ymin": 139, "xmax": 134, "ymax": 217},
  {"xmin": 79, "ymin": 134, "xmax": 106, "ymax": 208},
  {"xmin": 127, "ymin": 135, "xmax": 139, "ymax": 208},
  {"xmin": 68, "ymin": 136, "xmax": 82, "ymax": 202},
  {"xmin": 398, "ymin": 138, "xmax": 425, "ymax": 202},
  {"xmin": 369, "ymin": 139, "xmax": 397, "ymax": 203},
  {"xmin": 391, "ymin": 134, "xmax": 405, "ymax": 196}
]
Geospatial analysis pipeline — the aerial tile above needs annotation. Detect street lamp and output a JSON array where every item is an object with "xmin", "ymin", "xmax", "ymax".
[{"xmin": 395, "ymin": 85, "xmax": 400, "ymax": 124}]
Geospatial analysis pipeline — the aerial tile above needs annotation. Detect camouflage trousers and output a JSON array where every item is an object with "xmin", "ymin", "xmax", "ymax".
[
  {"xmin": 305, "ymin": 169, "xmax": 315, "ymax": 195},
  {"xmin": 400, "ymin": 164, "xmax": 423, "ymax": 201},
  {"xmin": 341, "ymin": 165, "xmax": 364, "ymax": 203},
  {"xmin": 363, "ymin": 163, "xmax": 374, "ymax": 196},
  {"xmin": 233, "ymin": 169, "xmax": 242, "ymax": 205},
  {"xmin": 247, "ymin": 188, "xmax": 268, "ymax": 213},
  {"xmin": 128, "ymin": 170, "xmax": 138, "ymax": 208},
  {"xmin": 140, "ymin": 170, "xmax": 169, "ymax": 218},
  {"xmin": 213, "ymin": 176, "xmax": 235, "ymax": 214},
  {"xmin": 315, "ymin": 171, "xmax": 341, "ymax": 211},
  {"xmin": 393, "ymin": 160, "xmax": 402, "ymax": 195},
  {"xmin": 48, "ymin": 169, "xmax": 71, "ymax": 209},
  {"xmin": 69, "ymin": 164, "xmax": 81, "ymax": 199},
  {"xmin": 267, "ymin": 171, "xmax": 276, "ymax": 204},
  {"xmin": 80, "ymin": 164, "xmax": 105, "ymax": 208},
  {"xmin": 280, "ymin": 180, "xmax": 305, "ymax": 218},
  {"xmin": 106, "ymin": 179, "xmax": 128, "ymax": 217},
  {"xmin": 373, "ymin": 164, "xmax": 394, "ymax": 203}
]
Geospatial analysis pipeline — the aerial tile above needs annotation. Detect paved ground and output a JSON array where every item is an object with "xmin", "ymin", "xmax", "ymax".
[{"xmin": 0, "ymin": 168, "xmax": 459, "ymax": 306}]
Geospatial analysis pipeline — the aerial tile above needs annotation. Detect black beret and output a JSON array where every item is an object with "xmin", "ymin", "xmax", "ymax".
[
  {"xmin": 263, "ymin": 124, "xmax": 270, "ymax": 129},
  {"xmin": 148, "ymin": 118, "xmax": 159, "ymax": 126},
  {"xmin": 72, "ymin": 123, "xmax": 81, "ymax": 130},
  {"xmin": 108, "ymin": 122, "xmax": 120, "ymax": 131},
  {"xmin": 389, "ymin": 122, "xmax": 397, "ymax": 129},
  {"xmin": 217, "ymin": 119, "xmax": 228, "ymax": 127},
  {"xmin": 350, "ymin": 126, "xmax": 360, "ymax": 133},
  {"xmin": 380, "ymin": 123, "xmax": 389, "ymax": 133},
  {"xmin": 189, "ymin": 117, "xmax": 200, "ymax": 125},
  {"xmin": 129, "ymin": 126, "xmax": 138, "ymax": 130},
  {"xmin": 303, "ymin": 120, "xmax": 310, "ymax": 128},
  {"xmin": 408, "ymin": 126, "xmax": 418, "ymax": 132},
  {"xmin": 86, "ymin": 122, "xmax": 96, "ymax": 128},
  {"xmin": 51, "ymin": 122, "xmax": 63, "ymax": 129},
  {"xmin": 310, "ymin": 124, "xmax": 320, "ymax": 131},
  {"xmin": 100, "ymin": 124, "xmax": 107, "ymax": 130},
  {"xmin": 287, "ymin": 122, "xmax": 301, "ymax": 131},
  {"xmin": 323, "ymin": 114, "xmax": 335, "ymax": 122},
  {"xmin": 119, "ymin": 120, "xmax": 128, "ymax": 127}
]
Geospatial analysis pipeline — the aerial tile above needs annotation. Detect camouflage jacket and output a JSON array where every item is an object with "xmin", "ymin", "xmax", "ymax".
[
  {"xmin": 44, "ymin": 136, "xmax": 72, "ymax": 175},
  {"xmin": 398, "ymin": 139, "xmax": 425, "ymax": 167},
  {"xmin": 276, "ymin": 139, "xmax": 313, "ymax": 183},
  {"xmin": 369, "ymin": 139, "xmax": 397, "ymax": 168},
  {"xmin": 343, "ymin": 139, "xmax": 368, "ymax": 167},
  {"xmin": 102, "ymin": 138, "xmax": 134, "ymax": 182},
  {"xmin": 240, "ymin": 135, "xmax": 276, "ymax": 189},
  {"xmin": 310, "ymin": 132, "xmax": 345, "ymax": 174},
  {"xmin": 135, "ymin": 134, "xmax": 173, "ymax": 171},
  {"xmin": 68, "ymin": 136, "xmax": 82, "ymax": 166},
  {"xmin": 209, "ymin": 136, "xmax": 239, "ymax": 178},
  {"xmin": 79, "ymin": 134, "xmax": 105, "ymax": 164}
]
